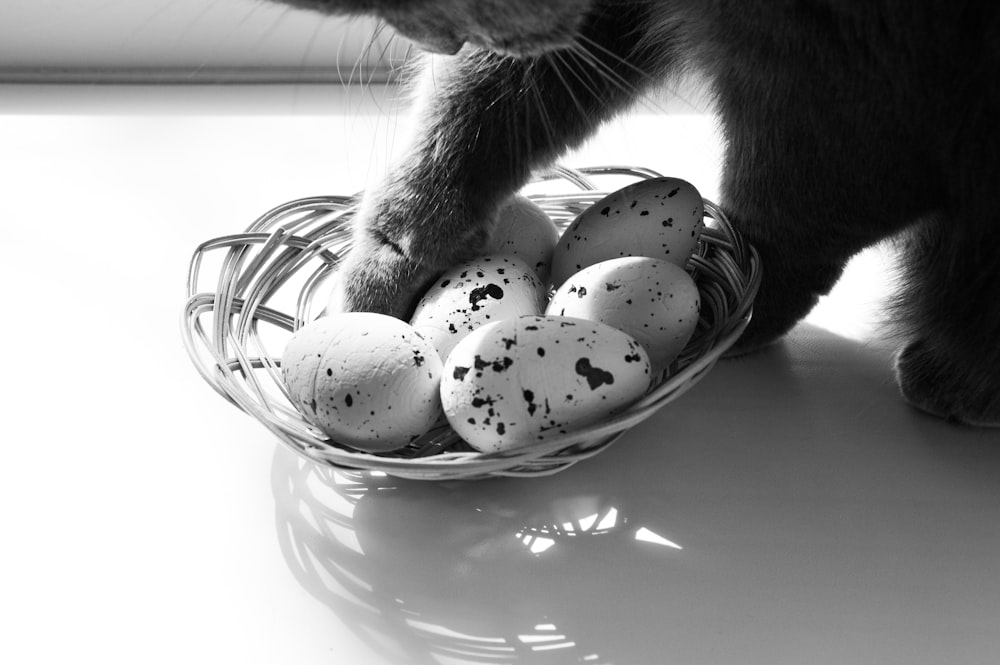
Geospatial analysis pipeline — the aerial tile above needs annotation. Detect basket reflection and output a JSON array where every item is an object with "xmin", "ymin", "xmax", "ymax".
[{"xmin": 272, "ymin": 445, "xmax": 688, "ymax": 663}]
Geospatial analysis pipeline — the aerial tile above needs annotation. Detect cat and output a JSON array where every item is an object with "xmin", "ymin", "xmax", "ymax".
[{"xmin": 275, "ymin": 0, "xmax": 1000, "ymax": 428}]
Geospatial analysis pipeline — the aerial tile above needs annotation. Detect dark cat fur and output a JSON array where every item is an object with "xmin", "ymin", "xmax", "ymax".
[{"xmin": 277, "ymin": 0, "xmax": 1000, "ymax": 428}]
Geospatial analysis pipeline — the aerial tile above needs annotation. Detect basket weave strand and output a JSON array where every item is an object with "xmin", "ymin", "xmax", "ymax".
[{"xmin": 181, "ymin": 165, "xmax": 761, "ymax": 480}]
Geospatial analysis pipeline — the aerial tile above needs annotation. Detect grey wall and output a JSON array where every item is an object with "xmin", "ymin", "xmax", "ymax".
[{"xmin": 0, "ymin": 0, "xmax": 410, "ymax": 82}]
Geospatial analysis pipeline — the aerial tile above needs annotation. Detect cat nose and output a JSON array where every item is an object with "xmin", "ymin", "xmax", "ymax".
[
  {"xmin": 416, "ymin": 34, "xmax": 465, "ymax": 55},
  {"xmin": 387, "ymin": 20, "xmax": 465, "ymax": 55}
]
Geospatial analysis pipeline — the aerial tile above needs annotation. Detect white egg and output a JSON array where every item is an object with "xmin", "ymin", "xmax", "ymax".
[
  {"xmin": 547, "ymin": 257, "xmax": 701, "ymax": 371},
  {"xmin": 483, "ymin": 194, "xmax": 560, "ymax": 283},
  {"xmin": 440, "ymin": 315, "xmax": 652, "ymax": 452},
  {"xmin": 281, "ymin": 312, "xmax": 442, "ymax": 453},
  {"xmin": 410, "ymin": 254, "xmax": 547, "ymax": 361},
  {"xmin": 551, "ymin": 177, "xmax": 705, "ymax": 288}
]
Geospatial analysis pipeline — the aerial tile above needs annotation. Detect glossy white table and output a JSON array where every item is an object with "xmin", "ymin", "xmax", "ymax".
[{"xmin": 2, "ymin": 84, "xmax": 997, "ymax": 665}]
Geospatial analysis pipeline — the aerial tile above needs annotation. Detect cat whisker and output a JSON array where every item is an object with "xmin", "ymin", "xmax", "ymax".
[
  {"xmin": 174, "ymin": 3, "xmax": 218, "ymax": 47},
  {"xmin": 233, "ymin": 0, "xmax": 264, "ymax": 31},
  {"xmin": 361, "ymin": 24, "xmax": 410, "ymax": 183},
  {"xmin": 251, "ymin": 4, "xmax": 295, "ymax": 52},
  {"xmin": 351, "ymin": 18, "xmax": 390, "ymax": 88},
  {"xmin": 574, "ymin": 34, "xmax": 703, "ymax": 113},
  {"xmin": 565, "ymin": 39, "xmax": 672, "ymax": 116},
  {"xmin": 544, "ymin": 52, "xmax": 599, "ymax": 125},
  {"xmin": 504, "ymin": 64, "xmax": 521, "ymax": 184},
  {"xmin": 296, "ymin": 16, "xmax": 326, "ymax": 73},
  {"xmin": 551, "ymin": 47, "xmax": 622, "ymax": 114},
  {"xmin": 574, "ymin": 33, "xmax": 661, "ymax": 87},
  {"xmin": 522, "ymin": 59, "xmax": 561, "ymax": 159},
  {"xmin": 566, "ymin": 41, "xmax": 645, "ymax": 96},
  {"xmin": 369, "ymin": 24, "xmax": 403, "ymax": 87},
  {"xmin": 336, "ymin": 17, "xmax": 356, "ymax": 87},
  {"xmin": 122, "ymin": 0, "xmax": 186, "ymax": 48}
]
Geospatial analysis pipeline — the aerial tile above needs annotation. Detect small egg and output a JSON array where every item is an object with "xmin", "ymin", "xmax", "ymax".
[
  {"xmin": 410, "ymin": 255, "xmax": 547, "ymax": 361},
  {"xmin": 546, "ymin": 257, "xmax": 701, "ymax": 371},
  {"xmin": 281, "ymin": 312, "xmax": 442, "ymax": 452},
  {"xmin": 483, "ymin": 194, "xmax": 560, "ymax": 283},
  {"xmin": 440, "ymin": 315, "xmax": 652, "ymax": 452},
  {"xmin": 551, "ymin": 177, "xmax": 705, "ymax": 288}
]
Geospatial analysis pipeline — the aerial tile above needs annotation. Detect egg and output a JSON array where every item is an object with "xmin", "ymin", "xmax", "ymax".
[
  {"xmin": 410, "ymin": 254, "xmax": 547, "ymax": 361},
  {"xmin": 482, "ymin": 194, "xmax": 560, "ymax": 283},
  {"xmin": 440, "ymin": 315, "xmax": 652, "ymax": 452},
  {"xmin": 551, "ymin": 177, "xmax": 705, "ymax": 288},
  {"xmin": 546, "ymin": 257, "xmax": 701, "ymax": 371},
  {"xmin": 281, "ymin": 312, "xmax": 443, "ymax": 452}
]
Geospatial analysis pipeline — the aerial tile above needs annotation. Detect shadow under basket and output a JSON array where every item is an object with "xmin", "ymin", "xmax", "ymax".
[{"xmin": 181, "ymin": 165, "xmax": 761, "ymax": 480}]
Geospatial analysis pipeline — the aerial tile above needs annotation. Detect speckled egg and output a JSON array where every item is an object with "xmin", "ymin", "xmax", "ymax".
[
  {"xmin": 482, "ymin": 194, "xmax": 560, "ymax": 283},
  {"xmin": 546, "ymin": 257, "xmax": 701, "ymax": 371},
  {"xmin": 410, "ymin": 254, "xmax": 547, "ymax": 361},
  {"xmin": 440, "ymin": 315, "xmax": 652, "ymax": 452},
  {"xmin": 551, "ymin": 177, "xmax": 705, "ymax": 288},
  {"xmin": 281, "ymin": 312, "xmax": 443, "ymax": 453}
]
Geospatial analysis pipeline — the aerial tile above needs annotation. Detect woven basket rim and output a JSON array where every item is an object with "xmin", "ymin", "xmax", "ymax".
[{"xmin": 181, "ymin": 165, "xmax": 761, "ymax": 480}]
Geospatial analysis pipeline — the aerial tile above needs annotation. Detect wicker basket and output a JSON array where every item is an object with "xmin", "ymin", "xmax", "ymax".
[{"xmin": 181, "ymin": 165, "xmax": 761, "ymax": 480}]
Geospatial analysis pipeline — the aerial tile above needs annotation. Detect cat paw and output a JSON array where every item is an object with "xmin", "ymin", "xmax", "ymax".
[
  {"xmin": 723, "ymin": 290, "xmax": 818, "ymax": 358},
  {"xmin": 329, "ymin": 233, "xmax": 438, "ymax": 320},
  {"xmin": 724, "ymin": 315, "xmax": 791, "ymax": 358},
  {"xmin": 894, "ymin": 339, "xmax": 1000, "ymax": 428},
  {"xmin": 721, "ymin": 237, "xmax": 839, "ymax": 359}
]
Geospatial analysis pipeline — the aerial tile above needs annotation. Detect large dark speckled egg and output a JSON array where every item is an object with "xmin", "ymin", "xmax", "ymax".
[{"xmin": 440, "ymin": 314, "xmax": 652, "ymax": 452}]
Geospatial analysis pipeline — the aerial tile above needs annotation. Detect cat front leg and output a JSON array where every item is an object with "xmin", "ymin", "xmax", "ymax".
[
  {"xmin": 718, "ymin": 56, "xmax": 1000, "ymax": 427},
  {"xmin": 718, "ymin": 80, "xmax": 943, "ymax": 357},
  {"xmin": 335, "ymin": 5, "xmax": 668, "ymax": 317}
]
